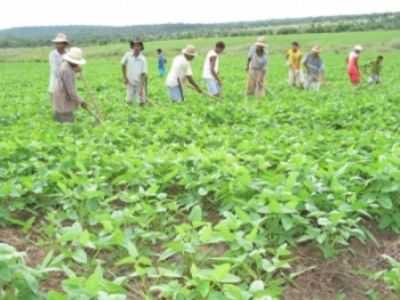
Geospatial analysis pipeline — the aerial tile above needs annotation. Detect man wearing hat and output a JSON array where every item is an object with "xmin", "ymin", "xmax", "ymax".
[
  {"xmin": 121, "ymin": 39, "xmax": 148, "ymax": 105},
  {"xmin": 166, "ymin": 45, "xmax": 203, "ymax": 102},
  {"xmin": 48, "ymin": 33, "xmax": 69, "ymax": 97},
  {"xmin": 53, "ymin": 48, "xmax": 87, "ymax": 123},
  {"xmin": 247, "ymin": 36, "xmax": 266, "ymax": 65},
  {"xmin": 246, "ymin": 38, "xmax": 268, "ymax": 98},
  {"xmin": 347, "ymin": 45, "xmax": 363, "ymax": 86},
  {"xmin": 303, "ymin": 46, "xmax": 325, "ymax": 91}
]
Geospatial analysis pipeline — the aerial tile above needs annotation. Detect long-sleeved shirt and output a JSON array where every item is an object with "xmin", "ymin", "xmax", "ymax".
[
  {"xmin": 48, "ymin": 50, "xmax": 65, "ymax": 93},
  {"xmin": 53, "ymin": 62, "xmax": 83, "ymax": 113},
  {"xmin": 303, "ymin": 53, "xmax": 324, "ymax": 78}
]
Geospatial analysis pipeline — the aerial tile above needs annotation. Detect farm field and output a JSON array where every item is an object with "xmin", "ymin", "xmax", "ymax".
[{"xmin": 1, "ymin": 30, "xmax": 400, "ymax": 299}]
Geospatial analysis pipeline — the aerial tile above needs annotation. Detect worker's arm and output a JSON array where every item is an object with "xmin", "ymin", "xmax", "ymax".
[
  {"xmin": 122, "ymin": 65, "xmax": 128, "ymax": 84},
  {"xmin": 210, "ymin": 56, "xmax": 221, "ymax": 84},
  {"xmin": 139, "ymin": 73, "xmax": 147, "ymax": 97},
  {"xmin": 49, "ymin": 52, "xmax": 57, "ymax": 77},
  {"xmin": 186, "ymin": 76, "xmax": 202, "ymax": 94},
  {"xmin": 246, "ymin": 57, "xmax": 251, "ymax": 72}
]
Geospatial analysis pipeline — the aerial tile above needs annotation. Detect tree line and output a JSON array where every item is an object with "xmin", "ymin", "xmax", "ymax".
[{"xmin": 0, "ymin": 12, "xmax": 399, "ymax": 48}]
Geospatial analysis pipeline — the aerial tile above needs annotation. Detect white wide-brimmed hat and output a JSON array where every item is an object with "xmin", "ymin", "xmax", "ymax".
[
  {"xmin": 311, "ymin": 46, "xmax": 321, "ymax": 53},
  {"xmin": 255, "ymin": 36, "xmax": 267, "ymax": 48},
  {"xmin": 182, "ymin": 45, "xmax": 197, "ymax": 57},
  {"xmin": 255, "ymin": 42, "xmax": 267, "ymax": 48},
  {"xmin": 63, "ymin": 47, "xmax": 86, "ymax": 65},
  {"xmin": 52, "ymin": 33, "xmax": 69, "ymax": 44},
  {"xmin": 257, "ymin": 36, "xmax": 266, "ymax": 43},
  {"xmin": 354, "ymin": 45, "xmax": 363, "ymax": 51}
]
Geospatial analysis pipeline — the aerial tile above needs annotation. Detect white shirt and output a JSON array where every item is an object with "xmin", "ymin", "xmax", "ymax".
[
  {"xmin": 121, "ymin": 52, "xmax": 148, "ymax": 85},
  {"xmin": 166, "ymin": 55, "xmax": 193, "ymax": 87},
  {"xmin": 203, "ymin": 49, "xmax": 220, "ymax": 80},
  {"xmin": 48, "ymin": 49, "xmax": 65, "ymax": 93}
]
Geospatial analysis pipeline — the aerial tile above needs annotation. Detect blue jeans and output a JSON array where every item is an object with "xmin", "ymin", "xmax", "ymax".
[
  {"xmin": 205, "ymin": 79, "xmax": 220, "ymax": 96},
  {"xmin": 168, "ymin": 86, "xmax": 183, "ymax": 102}
]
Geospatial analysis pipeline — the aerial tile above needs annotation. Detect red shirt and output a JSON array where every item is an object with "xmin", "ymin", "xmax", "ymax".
[{"xmin": 347, "ymin": 51, "xmax": 359, "ymax": 74}]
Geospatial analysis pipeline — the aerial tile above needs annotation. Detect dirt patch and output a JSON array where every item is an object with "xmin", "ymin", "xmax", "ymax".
[
  {"xmin": 0, "ymin": 227, "xmax": 45, "ymax": 267},
  {"xmin": 284, "ymin": 225, "xmax": 400, "ymax": 300},
  {"xmin": 0, "ymin": 227, "xmax": 64, "ymax": 292},
  {"xmin": 41, "ymin": 271, "xmax": 66, "ymax": 293},
  {"xmin": 199, "ymin": 242, "xmax": 229, "ymax": 257}
]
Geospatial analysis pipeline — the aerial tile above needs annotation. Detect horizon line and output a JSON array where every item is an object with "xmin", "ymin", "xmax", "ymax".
[{"xmin": 1, "ymin": 10, "xmax": 399, "ymax": 31}]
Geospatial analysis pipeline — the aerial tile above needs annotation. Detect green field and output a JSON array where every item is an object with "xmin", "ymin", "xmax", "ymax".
[{"xmin": 1, "ymin": 31, "xmax": 400, "ymax": 299}]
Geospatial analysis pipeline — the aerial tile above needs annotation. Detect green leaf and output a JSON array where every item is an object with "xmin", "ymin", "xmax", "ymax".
[
  {"xmin": 223, "ymin": 284, "xmax": 252, "ymax": 300},
  {"xmin": 189, "ymin": 205, "xmax": 203, "ymax": 223},
  {"xmin": 47, "ymin": 291, "xmax": 68, "ymax": 300},
  {"xmin": 72, "ymin": 248, "xmax": 87, "ymax": 264}
]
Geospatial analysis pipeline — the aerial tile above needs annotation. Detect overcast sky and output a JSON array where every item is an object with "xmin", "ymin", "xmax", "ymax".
[{"xmin": 0, "ymin": 0, "xmax": 399, "ymax": 29}]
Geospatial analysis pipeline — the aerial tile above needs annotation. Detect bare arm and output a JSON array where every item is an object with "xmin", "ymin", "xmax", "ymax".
[
  {"xmin": 246, "ymin": 57, "xmax": 251, "ymax": 72},
  {"xmin": 210, "ymin": 56, "xmax": 221, "ymax": 84},
  {"xmin": 122, "ymin": 65, "xmax": 128, "ymax": 84},
  {"xmin": 186, "ymin": 76, "xmax": 202, "ymax": 94},
  {"xmin": 139, "ymin": 73, "xmax": 147, "ymax": 97}
]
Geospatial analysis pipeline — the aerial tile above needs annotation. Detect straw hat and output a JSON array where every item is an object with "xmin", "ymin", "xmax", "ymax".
[
  {"xmin": 257, "ymin": 36, "xmax": 266, "ymax": 43},
  {"xmin": 52, "ymin": 33, "xmax": 69, "ymax": 44},
  {"xmin": 182, "ymin": 45, "xmax": 197, "ymax": 57},
  {"xmin": 255, "ymin": 42, "xmax": 267, "ymax": 48},
  {"xmin": 63, "ymin": 47, "xmax": 86, "ymax": 65},
  {"xmin": 311, "ymin": 46, "xmax": 321, "ymax": 53},
  {"xmin": 354, "ymin": 45, "xmax": 363, "ymax": 51}
]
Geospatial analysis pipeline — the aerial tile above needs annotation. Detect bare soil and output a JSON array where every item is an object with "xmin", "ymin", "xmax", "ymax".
[
  {"xmin": 284, "ymin": 224, "xmax": 400, "ymax": 300},
  {"xmin": 2, "ymin": 222, "xmax": 399, "ymax": 299},
  {"xmin": 0, "ymin": 227, "xmax": 65, "ymax": 292}
]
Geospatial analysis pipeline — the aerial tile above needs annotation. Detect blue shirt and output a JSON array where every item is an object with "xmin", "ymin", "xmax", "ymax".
[{"xmin": 158, "ymin": 54, "xmax": 166, "ymax": 69}]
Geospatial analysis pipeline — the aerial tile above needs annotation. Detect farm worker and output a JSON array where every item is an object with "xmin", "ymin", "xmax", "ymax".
[
  {"xmin": 121, "ymin": 39, "xmax": 148, "ymax": 105},
  {"xmin": 157, "ymin": 49, "xmax": 167, "ymax": 77},
  {"xmin": 286, "ymin": 41, "xmax": 303, "ymax": 88},
  {"xmin": 48, "ymin": 33, "xmax": 69, "ymax": 97},
  {"xmin": 303, "ymin": 46, "xmax": 325, "ymax": 91},
  {"xmin": 347, "ymin": 45, "xmax": 363, "ymax": 86},
  {"xmin": 366, "ymin": 55, "xmax": 384, "ymax": 84},
  {"xmin": 166, "ymin": 45, "xmax": 203, "ymax": 102},
  {"xmin": 246, "ymin": 38, "xmax": 268, "ymax": 98},
  {"xmin": 52, "ymin": 47, "xmax": 87, "ymax": 123},
  {"xmin": 247, "ymin": 36, "xmax": 265, "ymax": 60},
  {"xmin": 202, "ymin": 41, "xmax": 226, "ymax": 97}
]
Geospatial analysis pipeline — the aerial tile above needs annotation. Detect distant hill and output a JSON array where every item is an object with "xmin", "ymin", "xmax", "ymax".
[{"xmin": 0, "ymin": 12, "xmax": 399, "ymax": 48}]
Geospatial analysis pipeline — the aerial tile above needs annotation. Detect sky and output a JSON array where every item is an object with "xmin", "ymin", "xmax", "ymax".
[{"xmin": 0, "ymin": 0, "xmax": 399, "ymax": 29}]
